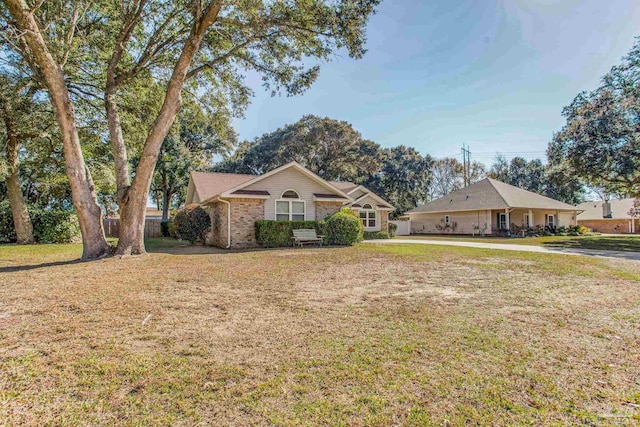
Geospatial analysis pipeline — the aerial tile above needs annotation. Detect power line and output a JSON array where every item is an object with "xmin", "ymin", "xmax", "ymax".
[{"xmin": 461, "ymin": 144, "xmax": 471, "ymax": 187}]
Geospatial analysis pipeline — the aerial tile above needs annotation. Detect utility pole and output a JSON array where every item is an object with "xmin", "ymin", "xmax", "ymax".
[{"xmin": 461, "ymin": 144, "xmax": 471, "ymax": 187}]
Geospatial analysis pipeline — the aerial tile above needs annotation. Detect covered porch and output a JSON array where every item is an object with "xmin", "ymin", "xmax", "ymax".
[{"xmin": 491, "ymin": 207, "xmax": 579, "ymax": 234}]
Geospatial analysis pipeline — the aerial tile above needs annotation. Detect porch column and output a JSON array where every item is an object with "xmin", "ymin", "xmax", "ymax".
[
  {"xmin": 556, "ymin": 210, "xmax": 559, "ymax": 228},
  {"xmin": 505, "ymin": 208, "xmax": 510, "ymax": 231},
  {"xmin": 528, "ymin": 209, "xmax": 533, "ymax": 227}
]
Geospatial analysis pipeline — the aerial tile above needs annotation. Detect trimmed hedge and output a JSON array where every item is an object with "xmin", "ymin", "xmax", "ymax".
[
  {"xmin": 255, "ymin": 208, "xmax": 364, "ymax": 247},
  {"xmin": 256, "ymin": 220, "xmax": 326, "ymax": 247},
  {"xmin": 0, "ymin": 201, "xmax": 80, "ymax": 243},
  {"xmin": 364, "ymin": 231, "xmax": 390, "ymax": 240}
]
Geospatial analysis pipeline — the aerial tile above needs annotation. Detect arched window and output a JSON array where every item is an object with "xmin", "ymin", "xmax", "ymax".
[
  {"xmin": 281, "ymin": 190, "xmax": 300, "ymax": 199},
  {"xmin": 276, "ymin": 189, "xmax": 305, "ymax": 221},
  {"xmin": 359, "ymin": 204, "xmax": 376, "ymax": 228}
]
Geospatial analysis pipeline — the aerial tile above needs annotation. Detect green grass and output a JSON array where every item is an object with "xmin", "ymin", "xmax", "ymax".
[
  {"xmin": 396, "ymin": 234, "xmax": 640, "ymax": 252},
  {"xmin": 1, "ymin": 240, "xmax": 639, "ymax": 425}
]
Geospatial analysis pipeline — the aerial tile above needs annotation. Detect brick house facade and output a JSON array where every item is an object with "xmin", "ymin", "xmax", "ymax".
[{"xmin": 186, "ymin": 162, "xmax": 395, "ymax": 249}]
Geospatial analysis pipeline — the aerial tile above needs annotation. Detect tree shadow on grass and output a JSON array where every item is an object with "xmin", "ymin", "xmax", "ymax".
[
  {"xmin": 0, "ymin": 259, "xmax": 83, "ymax": 273},
  {"xmin": 542, "ymin": 237, "xmax": 640, "ymax": 253}
]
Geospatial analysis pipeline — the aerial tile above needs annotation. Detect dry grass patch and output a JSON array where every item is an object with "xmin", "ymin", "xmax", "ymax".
[{"xmin": 1, "ymin": 240, "xmax": 639, "ymax": 425}]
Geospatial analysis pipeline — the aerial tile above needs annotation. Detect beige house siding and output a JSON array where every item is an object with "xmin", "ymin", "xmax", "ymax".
[
  {"xmin": 410, "ymin": 210, "xmax": 494, "ymax": 235},
  {"xmin": 354, "ymin": 194, "xmax": 385, "ymax": 232},
  {"xmin": 243, "ymin": 167, "xmax": 331, "ymax": 221},
  {"xmin": 315, "ymin": 202, "xmax": 342, "ymax": 220},
  {"xmin": 410, "ymin": 208, "xmax": 578, "ymax": 235}
]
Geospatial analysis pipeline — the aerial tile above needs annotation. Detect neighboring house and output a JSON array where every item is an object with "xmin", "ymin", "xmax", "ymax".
[
  {"xmin": 577, "ymin": 199, "xmax": 638, "ymax": 234},
  {"xmin": 405, "ymin": 178, "xmax": 580, "ymax": 235},
  {"xmin": 185, "ymin": 161, "xmax": 394, "ymax": 248}
]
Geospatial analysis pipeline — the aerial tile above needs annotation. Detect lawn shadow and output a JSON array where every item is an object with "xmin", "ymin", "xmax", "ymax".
[
  {"xmin": 0, "ymin": 259, "xmax": 83, "ymax": 273},
  {"xmin": 542, "ymin": 236, "xmax": 640, "ymax": 253},
  {"xmin": 146, "ymin": 243, "xmax": 344, "ymax": 256}
]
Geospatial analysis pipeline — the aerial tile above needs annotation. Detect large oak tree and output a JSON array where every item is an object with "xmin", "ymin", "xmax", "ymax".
[
  {"xmin": 550, "ymin": 38, "xmax": 640, "ymax": 197},
  {"xmin": 3, "ymin": 0, "xmax": 380, "ymax": 257}
]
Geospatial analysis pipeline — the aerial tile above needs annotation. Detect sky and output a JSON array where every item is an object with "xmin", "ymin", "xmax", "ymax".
[{"xmin": 232, "ymin": 0, "xmax": 640, "ymax": 166}]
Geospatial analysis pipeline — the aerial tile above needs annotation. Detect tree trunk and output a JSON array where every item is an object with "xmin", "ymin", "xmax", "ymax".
[
  {"xmin": 4, "ymin": 115, "xmax": 34, "ymax": 244},
  {"xmin": 162, "ymin": 188, "xmax": 170, "ymax": 221},
  {"xmin": 5, "ymin": 0, "xmax": 109, "ymax": 260},
  {"xmin": 114, "ymin": 2, "xmax": 223, "ymax": 256}
]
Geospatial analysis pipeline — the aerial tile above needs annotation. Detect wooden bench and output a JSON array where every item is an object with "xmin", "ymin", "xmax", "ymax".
[{"xmin": 292, "ymin": 229, "xmax": 324, "ymax": 247}]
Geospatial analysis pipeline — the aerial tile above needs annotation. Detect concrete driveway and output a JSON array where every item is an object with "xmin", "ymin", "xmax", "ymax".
[{"xmin": 363, "ymin": 239, "xmax": 640, "ymax": 262}]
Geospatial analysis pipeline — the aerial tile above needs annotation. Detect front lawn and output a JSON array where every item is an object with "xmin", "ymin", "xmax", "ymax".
[
  {"xmin": 398, "ymin": 234, "xmax": 640, "ymax": 252},
  {"xmin": 1, "ymin": 240, "xmax": 639, "ymax": 425}
]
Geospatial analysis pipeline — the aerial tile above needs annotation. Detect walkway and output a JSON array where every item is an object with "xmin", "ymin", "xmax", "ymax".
[{"xmin": 363, "ymin": 239, "xmax": 640, "ymax": 262}]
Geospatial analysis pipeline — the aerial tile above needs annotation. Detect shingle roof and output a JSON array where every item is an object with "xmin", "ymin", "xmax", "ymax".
[
  {"xmin": 329, "ymin": 181, "xmax": 358, "ymax": 193},
  {"xmin": 190, "ymin": 171, "xmax": 255, "ymax": 202},
  {"xmin": 577, "ymin": 198, "xmax": 636, "ymax": 220},
  {"xmin": 407, "ymin": 178, "xmax": 578, "ymax": 214}
]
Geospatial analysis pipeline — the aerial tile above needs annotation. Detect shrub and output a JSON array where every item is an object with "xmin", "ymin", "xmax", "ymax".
[
  {"xmin": 173, "ymin": 206, "xmax": 211, "ymax": 244},
  {"xmin": 388, "ymin": 222, "xmax": 397, "ymax": 237},
  {"xmin": 325, "ymin": 208, "xmax": 363, "ymax": 245},
  {"xmin": 364, "ymin": 231, "xmax": 390, "ymax": 240},
  {"xmin": 160, "ymin": 220, "xmax": 171, "ymax": 237},
  {"xmin": 568, "ymin": 225, "xmax": 590, "ymax": 236},
  {"xmin": 32, "ymin": 210, "xmax": 81, "ymax": 243},
  {"xmin": 0, "ymin": 201, "xmax": 80, "ymax": 244},
  {"xmin": 255, "ymin": 220, "xmax": 326, "ymax": 247}
]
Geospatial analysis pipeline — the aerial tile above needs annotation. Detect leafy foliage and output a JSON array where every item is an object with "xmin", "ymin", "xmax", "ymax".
[
  {"xmin": 255, "ymin": 220, "xmax": 327, "ymax": 248},
  {"xmin": 363, "ymin": 230, "xmax": 390, "ymax": 239},
  {"xmin": 324, "ymin": 208, "xmax": 363, "ymax": 245},
  {"xmin": 550, "ymin": 38, "xmax": 640, "ymax": 197},
  {"xmin": 364, "ymin": 146, "xmax": 433, "ymax": 217},
  {"xmin": 173, "ymin": 206, "xmax": 211, "ymax": 245},
  {"xmin": 429, "ymin": 157, "xmax": 485, "ymax": 200},
  {"xmin": 628, "ymin": 198, "xmax": 640, "ymax": 218},
  {"xmin": 488, "ymin": 155, "xmax": 585, "ymax": 205},
  {"xmin": 216, "ymin": 115, "xmax": 383, "ymax": 181},
  {"xmin": 0, "ymin": 201, "xmax": 80, "ymax": 243},
  {"xmin": 255, "ymin": 208, "xmax": 363, "ymax": 247},
  {"xmin": 388, "ymin": 222, "xmax": 398, "ymax": 237},
  {"xmin": 217, "ymin": 116, "xmax": 433, "ymax": 215}
]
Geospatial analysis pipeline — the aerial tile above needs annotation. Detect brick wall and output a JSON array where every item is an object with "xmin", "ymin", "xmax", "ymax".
[
  {"xmin": 578, "ymin": 219, "xmax": 638, "ymax": 234},
  {"xmin": 380, "ymin": 211, "xmax": 389, "ymax": 233},
  {"xmin": 229, "ymin": 198, "xmax": 265, "ymax": 248},
  {"xmin": 315, "ymin": 202, "xmax": 343, "ymax": 220},
  {"xmin": 205, "ymin": 202, "xmax": 228, "ymax": 247}
]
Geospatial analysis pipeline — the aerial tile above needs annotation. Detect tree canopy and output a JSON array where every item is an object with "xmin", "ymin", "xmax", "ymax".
[
  {"xmin": 550, "ymin": 37, "xmax": 640, "ymax": 197},
  {"xmin": 1, "ymin": 0, "xmax": 381, "ymax": 258},
  {"xmin": 216, "ymin": 115, "xmax": 433, "ymax": 215}
]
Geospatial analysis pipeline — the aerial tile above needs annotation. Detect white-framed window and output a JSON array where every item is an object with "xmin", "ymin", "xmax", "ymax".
[
  {"xmin": 498, "ymin": 213, "xmax": 507, "ymax": 229},
  {"xmin": 276, "ymin": 189, "xmax": 305, "ymax": 221},
  {"xmin": 546, "ymin": 214, "xmax": 555, "ymax": 227},
  {"xmin": 359, "ymin": 203, "xmax": 376, "ymax": 228},
  {"xmin": 281, "ymin": 189, "xmax": 299, "ymax": 199},
  {"xmin": 444, "ymin": 215, "xmax": 450, "ymax": 224},
  {"xmin": 524, "ymin": 213, "xmax": 531, "ymax": 227}
]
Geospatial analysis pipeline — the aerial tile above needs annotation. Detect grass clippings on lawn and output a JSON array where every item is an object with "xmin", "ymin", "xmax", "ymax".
[{"xmin": 1, "ymin": 240, "xmax": 639, "ymax": 426}]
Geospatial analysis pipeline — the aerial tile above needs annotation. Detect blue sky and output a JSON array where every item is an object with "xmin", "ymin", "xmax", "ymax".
[{"xmin": 232, "ymin": 0, "xmax": 640, "ymax": 166}]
